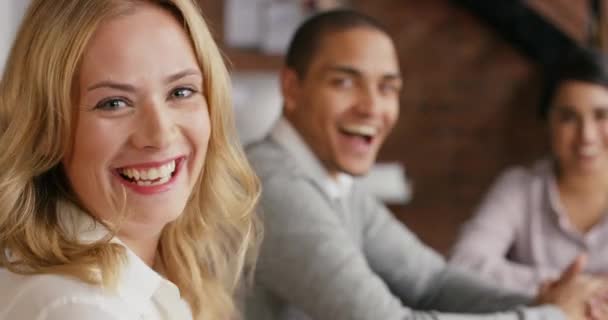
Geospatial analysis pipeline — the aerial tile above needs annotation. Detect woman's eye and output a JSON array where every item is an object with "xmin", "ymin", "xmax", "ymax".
[
  {"xmin": 559, "ymin": 112, "xmax": 576, "ymax": 123},
  {"xmin": 95, "ymin": 98, "xmax": 129, "ymax": 111},
  {"xmin": 379, "ymin": 82, "xmax": 401, "ymax": 95},
  {"xmin": 171, "ymin": 87, "xmax": 195, "ymax": 99}
]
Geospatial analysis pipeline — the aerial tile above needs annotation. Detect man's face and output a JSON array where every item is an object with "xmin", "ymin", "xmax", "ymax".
[{"xmin": 283, "ymin": 27, "xmax": 401, "ymax": 177}]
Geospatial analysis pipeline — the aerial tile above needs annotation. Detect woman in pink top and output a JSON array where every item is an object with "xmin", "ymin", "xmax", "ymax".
[{"xmin": 451, "ymin": 49, "xmax": 608, "ymax": 295}]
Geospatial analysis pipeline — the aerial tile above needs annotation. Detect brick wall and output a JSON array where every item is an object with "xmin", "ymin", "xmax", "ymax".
[
  {"xmin": 526, "ymin": 0, "xmax": 588, "ymax": 43},
  {"xmin": 354, "ymin": 0, "xmax": 550, "ymax": 254},
  {"xmin": 200, "ymin": 0, "xmax": 563, "ymax": 255}
]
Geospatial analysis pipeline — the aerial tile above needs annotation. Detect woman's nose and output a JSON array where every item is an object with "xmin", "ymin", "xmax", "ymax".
[{"xmin": 130, "ymin": 100, "xmax": 177, "ymax": 150}]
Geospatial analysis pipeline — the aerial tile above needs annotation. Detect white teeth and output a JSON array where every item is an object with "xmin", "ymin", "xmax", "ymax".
[
  {"xmin": 135, "ymin": 175, "xmax": 171, "ymax": 186},
  {"xmin": 159, "ymin": 163, "xmax": 171, "ymax": 178},
  {"xmin": 148, "ymin": 168, "xmax": 160, "ymax": 180},
  {"xmin": 119, "ymin": 159, "xmax": 177, "ymax": 183},
  {"xmin": 157, "ymin": 175, "xmax": 170, "ymax": 185},
  {"xmin": 341, "ymin": 124, "xmax": 377, "ymax": 137},
  {"xmin": 580, "ymin": 147, "xmax": 599, "ymax": 157}
]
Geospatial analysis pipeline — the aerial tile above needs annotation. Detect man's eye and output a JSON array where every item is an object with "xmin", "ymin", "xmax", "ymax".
[
  {"xmin": 331, "ymin": 78, "xmax": 353, "ymax": 88},
  {"xmin": 595, "ymin": 109, "xmax": 608, "ymax": 121}
]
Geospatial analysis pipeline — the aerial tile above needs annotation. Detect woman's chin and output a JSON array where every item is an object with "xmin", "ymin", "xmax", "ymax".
[{"xmin": 571, "ymin": 156, "xmax": 608, "ymax": 175}]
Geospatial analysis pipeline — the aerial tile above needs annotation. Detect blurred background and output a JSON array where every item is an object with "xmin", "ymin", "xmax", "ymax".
[
  {"xmin": 1, "ymin": 0, "xmax": 603, "ymax": 254},
  {"xmin": 0, "ymin": 1, "xmax": 28, "ymax": 74}
]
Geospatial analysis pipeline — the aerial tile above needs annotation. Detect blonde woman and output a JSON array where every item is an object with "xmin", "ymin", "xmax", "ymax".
[{"xmin": 0, "ymin": 1, "xmax": 260, "ymax": 320}]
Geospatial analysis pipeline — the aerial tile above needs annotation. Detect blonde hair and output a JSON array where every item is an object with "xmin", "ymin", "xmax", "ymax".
[{"xmin": 0, "ymin": 1, "xmax": 261, "ymax": 319}]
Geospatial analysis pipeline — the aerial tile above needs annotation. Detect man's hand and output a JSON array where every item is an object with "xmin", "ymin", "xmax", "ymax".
[{"xmin": 535, "ymin": 254, "xmax": 608, "ymax": 320}]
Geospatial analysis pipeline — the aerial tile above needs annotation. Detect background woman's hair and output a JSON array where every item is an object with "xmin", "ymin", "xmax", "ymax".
[
  {"xmin": 540, "ymin": 48, "xmax": 608, "ymax": 118},
  {"xmin": 0, "ymin": 1, "xmax": 261, "ymax": 319}
]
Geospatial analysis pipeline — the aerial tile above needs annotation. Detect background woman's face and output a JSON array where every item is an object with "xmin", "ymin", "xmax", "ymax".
[
  {"xmin": 549, "ymin": 80, "xmax": 608, "ymax": 176},
  {"xmin": 64, "ymin": 4, "xmax": 210, "ymax": 237}
]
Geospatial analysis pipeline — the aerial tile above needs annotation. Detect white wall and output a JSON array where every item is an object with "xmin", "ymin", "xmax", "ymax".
[
  {"xmin": 232, "ymin": 72, "xmax": 282, "ymax": 145},
  {"xmin": 0, "ymin": 1, "xmax": 30, "ymax": 74}
]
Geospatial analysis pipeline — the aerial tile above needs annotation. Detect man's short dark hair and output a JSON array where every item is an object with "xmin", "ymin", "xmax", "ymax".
[
  {"xmin": 285, "ymin": 9, "xmax": 389, "ymax": 78},
  {"xmin": 540, "ymin": 48, "xmax": 608, "ymax": 118}
]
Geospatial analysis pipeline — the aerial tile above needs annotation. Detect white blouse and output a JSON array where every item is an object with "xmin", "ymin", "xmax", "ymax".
[{"xmin": 0, "ymin": 212, "xmax": 192, "ymax": 320}]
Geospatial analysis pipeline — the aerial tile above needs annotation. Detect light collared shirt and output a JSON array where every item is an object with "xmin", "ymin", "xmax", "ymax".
[
  {"xmin": 450, "ymin": 159, "xmax": 608, "ymax": 295},
  {"xmin": 271, "ymin": 118, "xmax": 353, "ymax": 202},
  {"xmin": 0, "ymin": 207, "xmax": 192, "ymax": 320}
]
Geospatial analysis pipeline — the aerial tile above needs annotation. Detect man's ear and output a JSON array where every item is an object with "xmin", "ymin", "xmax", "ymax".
[{"xmin": 280, "ymin": 67, "xmax": 300, "ymax": 113}]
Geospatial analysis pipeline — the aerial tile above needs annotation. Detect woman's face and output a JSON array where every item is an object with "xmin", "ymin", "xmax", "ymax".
[
  {"xmin": 549, "ymin": 80, "xmax": 608, "ymax": 176},
  {"xmin": 64, "ymin": 4, "xmax": 210, "ymax": 236}
]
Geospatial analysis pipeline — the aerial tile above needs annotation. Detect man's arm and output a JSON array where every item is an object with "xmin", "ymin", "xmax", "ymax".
[
  {"xmin": 360, "ymin": 191, "xmax": 534, "ymax": 312},
  {"xmin": 254, "ymin": 174, "xmax": 564, "ymax": 320},
  {"xmin": 360, "ymin": 184, "xmax": 608, "ymax": 320}
]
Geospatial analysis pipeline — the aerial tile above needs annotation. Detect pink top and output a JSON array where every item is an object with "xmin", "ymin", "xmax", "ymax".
[{"xmin": 450, "ymin": 159, "xmax": 608, "ymax": 295}]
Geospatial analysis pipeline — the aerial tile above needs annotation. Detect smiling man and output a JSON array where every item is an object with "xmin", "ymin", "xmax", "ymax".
[{"xmin": 245, "ymin": 9, "xmax": 605, "ymax": 320}]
